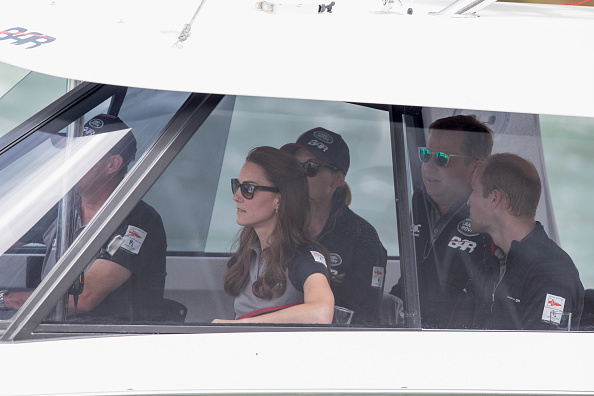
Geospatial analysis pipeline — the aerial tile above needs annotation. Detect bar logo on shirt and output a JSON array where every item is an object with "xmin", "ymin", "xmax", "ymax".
[
  {"xmin": 542, "ymin": 293, "xmax": 566, "ymax": 324},
  {"xmin": 310, "ymin": 251, "xmax": 327, "ymax": 267},
  {"xmin": 448, "ymin": 236, "xmax": 477, "ymax": 253},
  {"xmin": 121, "ymin": 226, "xmax": 147, "ymax": 255}
]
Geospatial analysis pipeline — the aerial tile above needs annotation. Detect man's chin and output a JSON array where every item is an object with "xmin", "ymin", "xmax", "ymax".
[
  {"xmin": 468, "ymin": 219, "xmax": 482, "ymax": 233},
  {"xmin": 423, "ymin": 179, "xmax": 441, "ymax": 193},
  {"xmin": 424, "ymin": 187, "xmax": 443, "ymax": 202}
]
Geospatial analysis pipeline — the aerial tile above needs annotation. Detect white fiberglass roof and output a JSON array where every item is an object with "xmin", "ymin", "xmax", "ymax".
[{"xmin": 0, "ymin": 0, "xmax": 593, "ymax": 117}]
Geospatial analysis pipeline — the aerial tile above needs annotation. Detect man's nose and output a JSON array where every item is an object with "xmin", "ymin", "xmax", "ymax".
[{"xmin": 423, "ymin": 159, "xmax": 438, "ymax": 171}]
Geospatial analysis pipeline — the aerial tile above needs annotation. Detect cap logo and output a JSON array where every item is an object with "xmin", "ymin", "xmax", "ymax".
[
  {"xmin": 308, "ymin": 139, "xmax": 329, "ymax": 152},
  {"xmin": 457, "ymin": 219, "xmax": 479, "ymax": 237},
  {"xmin": 88, "ymin": 118, "xmax": 104, "ymax": 129},
  {"xmin": 82, "ymin": 127, "xmax": 95, "ymax": 136},
  {"xmin": 313, "ymin": 130, "xmax": 333, "ymax": 144}
]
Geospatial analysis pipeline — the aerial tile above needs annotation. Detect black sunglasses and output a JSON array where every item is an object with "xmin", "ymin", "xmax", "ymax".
[
  {"xmin": 231, "ymin": 178, "xmax": 279, "ymax": 199},
  {"xmin": 301, "ymin": 161, "xmax": 339, "ymax": 178},
  {"xmin": 418, "ymin": 147, "xmax": 474, "ymax": 167}
]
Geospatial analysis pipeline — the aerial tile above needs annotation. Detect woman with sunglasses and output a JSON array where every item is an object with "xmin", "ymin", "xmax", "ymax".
[
  {"xmin": 281, "ymin": 128, "xmax": 387, "ymax": 326},
  {"xmin": 213, "ymin": 146, "xmax": 334, "ymax": 324}
]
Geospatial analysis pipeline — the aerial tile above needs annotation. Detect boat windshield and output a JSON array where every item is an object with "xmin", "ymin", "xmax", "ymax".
[{"xmin": 0, "ymin": 82, "xmax": 190, "ymax": 322}]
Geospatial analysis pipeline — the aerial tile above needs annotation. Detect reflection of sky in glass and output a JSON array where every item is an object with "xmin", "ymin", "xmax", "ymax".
[
  {"xmin": 0, "ymin": 130, "xmax": 129, "ymax": 256},
  {"xmin": 205, "ymin": 96, "xmax": 398, "ymax": 255},
  {"xmin": 541, "ymin": 115, "xmax": 594, "ymax": 289},
  {"xmin": 0, "ymin": 65, "xmax": 67, "ymax": 138}
]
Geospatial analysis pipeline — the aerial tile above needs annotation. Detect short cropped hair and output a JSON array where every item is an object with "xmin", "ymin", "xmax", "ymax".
[
  {"xmin": 429, "ymin": 115, "xmax": 494, "ymax": 163},
  {"xmin": 481, "ymin": 153, "xmax": 541, "ymax": 218}
]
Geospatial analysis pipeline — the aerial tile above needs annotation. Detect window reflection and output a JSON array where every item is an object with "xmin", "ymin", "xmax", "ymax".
[
  {"xmin": 0, "ymin": 88, "xmax": 190, "ymax": 323},
  {"xmin": 392, "ymin": 111, "xmax": 587, "ymax": 331},
  {"xmin": 2, "ymin": 87, "xmax": 592, "ymax": 334}
]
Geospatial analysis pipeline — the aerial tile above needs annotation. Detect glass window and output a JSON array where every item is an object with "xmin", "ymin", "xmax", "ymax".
[
  {"xmin": 147, "ymin": 96, "xmax": 398, "ymax": 256},
  {"xmin": 397, "ymin": 108, "xmax": 587, "ymax": 331},
  {"xmin": 0, "ymin": 63, "xmax": 68, "ymax": 138},
  {"xmin": 541, "ymin": 114, "xmax": 594, "ymax": 331},
  {"xmin": 0, "ymin": 87, "xmax": 190, "ymax": 323},
  {"xmin": 206, "ymin": 96, "xmax": 396, "ymax": 256},
  {"xmin": 142, "ymin": 96, "xmax": 398, "ymax": 326},
  {"xmin": 541, "ymin": 115, "xmax": 594, "ymax": 290},
  {"xmin": 3, "ymin": 84, "xmax": 593, "ymax": 335}
]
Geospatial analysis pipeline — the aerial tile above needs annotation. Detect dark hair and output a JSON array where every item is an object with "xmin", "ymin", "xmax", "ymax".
[
  {"xmin": 429, "ymin": 115, "xmax": 494, "ymax": 163},
  {"xmin": 224, "ymin": 146, "xmax": 323, "ymax": 299},
  {"xmin": 481, "ymin": 153, "xmax": 541, "ymax": 218},
  {"xmin": 333, "ymin": 181, "xmax": 352, "ymax": 206}
]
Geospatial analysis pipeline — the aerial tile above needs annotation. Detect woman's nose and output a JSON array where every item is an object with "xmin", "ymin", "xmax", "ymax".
[{"xmin": 233, "ymin": 189, "xmax": 242, "ymax": 202}]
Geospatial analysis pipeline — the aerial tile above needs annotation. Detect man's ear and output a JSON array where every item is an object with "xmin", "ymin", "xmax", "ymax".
[
  {"xmin": 491, "ymin": 188, "xmax": 505, "ymax": 208},
  {"xmin": 106, "ymin": 154, "xmax": 124, "ymax": 176},
  {"xmin": 469, "ymin": 159, "xmax": 482, "ymax": 175},
  {"xmin": 465, "ymin": 159, "xmax": 482, "ymax": 184}
]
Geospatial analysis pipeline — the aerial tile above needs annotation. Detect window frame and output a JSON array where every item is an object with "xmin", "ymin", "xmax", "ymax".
[
  {"xmin": 0, "ymin": 87, "xmax": 432, "ymax": 340},
  {"xmin": 1, "ymin": 86, "xmax": 224, "ymax": 341}
]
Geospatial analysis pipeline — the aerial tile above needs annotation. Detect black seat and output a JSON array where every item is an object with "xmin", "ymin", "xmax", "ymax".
[{"xmin": 161, "ymin": 298, "xmax": 188, "ymax": 323}]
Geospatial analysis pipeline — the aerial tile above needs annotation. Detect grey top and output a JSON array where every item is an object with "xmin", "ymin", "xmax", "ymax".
[{"xmin": 234, "ymin": 243, "xmax": 329, "ymax": 319}]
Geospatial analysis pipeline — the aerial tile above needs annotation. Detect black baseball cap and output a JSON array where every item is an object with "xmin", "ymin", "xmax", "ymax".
[
  {"xmin": 83, "ymin": 113, "xmax": 137, "ymax": 167},
  {"xmin": 281, "ymin": 127, "xmax": 350, "ymax": 175}
]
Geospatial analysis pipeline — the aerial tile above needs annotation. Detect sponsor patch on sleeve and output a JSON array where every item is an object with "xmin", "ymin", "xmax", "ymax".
[
  {"xmin": 372, "ymin": 266, "xmax": 385, "ymax": 288},
  {"xmin": 120, "ymin": 226, "xmax": 147, "ymax": 255},
  {"xmin": 542, "ymin": 293, "xmax": 566, "ymax": 324},
  {"xmin": 310, "ymin": 251, "xmax": 327, "ymax": 267}
]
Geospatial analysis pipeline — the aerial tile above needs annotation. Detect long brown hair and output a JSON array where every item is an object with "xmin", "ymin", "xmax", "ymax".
[
  {"xmin": 333, "ymin": 180, "xmax": 352, "ymax": 206},
  {"xmin": 224, "ymin": 146, "xmax": 320, "ymax": 299}
]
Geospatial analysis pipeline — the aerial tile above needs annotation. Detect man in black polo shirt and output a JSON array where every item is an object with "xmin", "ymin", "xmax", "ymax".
[
  {"xmin": 390, "ymin": 115, "xmax": 495, "ymax": 329},
  {"xmin": 1, "ymin": 114, "xmax": 167, "ymax": 323},
  {"xmin": 467, "ymin": 153, "xmax": 584, "ymax": 330}
]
